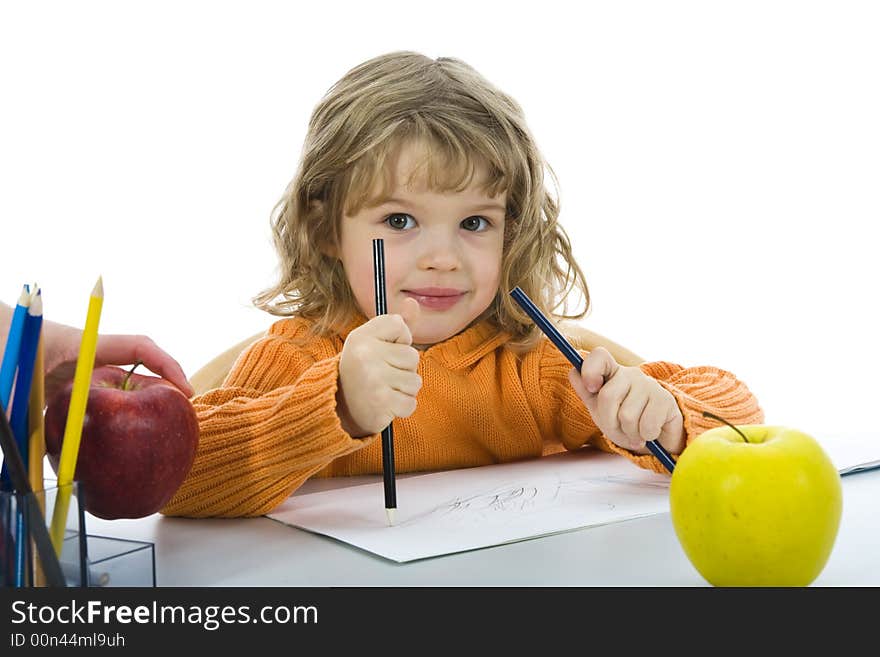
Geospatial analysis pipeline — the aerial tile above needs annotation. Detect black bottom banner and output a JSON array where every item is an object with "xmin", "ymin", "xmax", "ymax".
[{"xmin": 0, "ymin": 586, "xmax": 867, "ymax": 650}]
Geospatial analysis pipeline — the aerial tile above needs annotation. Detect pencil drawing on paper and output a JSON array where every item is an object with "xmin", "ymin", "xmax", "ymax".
[{"xmin": 399, "ymin": 474, "xmax": 668, "ymax": 528}]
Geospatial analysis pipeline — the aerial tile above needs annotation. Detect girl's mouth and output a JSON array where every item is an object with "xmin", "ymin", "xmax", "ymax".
[{"xmin": 403, "ymin": 289, "xmax": 466, "ymax": 310}]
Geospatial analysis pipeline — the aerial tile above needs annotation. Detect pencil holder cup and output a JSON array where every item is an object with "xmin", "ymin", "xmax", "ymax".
[
  {"xmin": 0, "ymin": 481, "xmax": 88, "ymax": 587},
  {"xmin": 83, "ymin": 534, "xmax": 156, "ymax": 587}
]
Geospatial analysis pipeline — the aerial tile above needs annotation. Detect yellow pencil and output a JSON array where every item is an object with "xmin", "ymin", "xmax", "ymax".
[
  {"xmin": 29, "ymin": 322, "xmax": 46, "ymax": 585},
  {"xmin": 49, "ymin": 276, "xmax": 104, "ymax": 554}
]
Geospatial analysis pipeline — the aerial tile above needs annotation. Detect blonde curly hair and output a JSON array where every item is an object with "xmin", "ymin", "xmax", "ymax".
[{"xmin": 254, "ymin": 51, "xmax": 589, "ymax": 349}]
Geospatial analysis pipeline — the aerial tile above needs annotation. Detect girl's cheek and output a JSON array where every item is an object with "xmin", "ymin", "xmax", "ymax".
[
  {"xmin": 477, "ymin": 248, "xmax": 503, "ymax": 281},
  {"xmin": 383, "ymin": 250, "xmax": 410, "ymax": 283},
  {"xmin": 343, "ymin": 261, "xmax": 376, "ymax": 313}
]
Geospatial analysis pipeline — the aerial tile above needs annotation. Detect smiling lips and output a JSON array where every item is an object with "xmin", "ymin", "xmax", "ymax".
[{"xmin": 403, "ymin": 287, "xmax": 466, "ymax": 310}]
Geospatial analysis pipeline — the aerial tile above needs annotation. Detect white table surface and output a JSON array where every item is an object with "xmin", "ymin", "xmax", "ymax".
[{"xmin": 81, "ymin": 467, "xmax": 880, "ymax": 587}]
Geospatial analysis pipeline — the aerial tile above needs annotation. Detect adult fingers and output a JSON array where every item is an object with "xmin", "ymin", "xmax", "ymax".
[
  {"xmin": 44, "ymin": 362, "xmax": 77, "ymax": 402},
  {"xmin": 94, "ymin": 335, "xmax": 194, "ymax": 397}
]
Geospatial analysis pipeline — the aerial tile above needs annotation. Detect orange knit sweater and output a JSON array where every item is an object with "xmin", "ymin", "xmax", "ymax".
[{"xmin": 162, "ymin": 316, "xmax": 763, "ymax": 517}]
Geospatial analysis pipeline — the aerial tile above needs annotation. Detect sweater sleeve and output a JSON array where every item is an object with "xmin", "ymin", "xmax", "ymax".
[
  {"xmin": 528, "ymin": 339, "xmax": 764, "ymax": 475},
  {"xmin": 161, "ymin": 333, "xmax": 376, "ymax": 518}
]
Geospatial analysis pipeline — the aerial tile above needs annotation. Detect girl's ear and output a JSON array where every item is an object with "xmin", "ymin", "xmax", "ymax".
[{"xmin": 309, "ymin": 199, "xmax": 338, "ymax": 258}]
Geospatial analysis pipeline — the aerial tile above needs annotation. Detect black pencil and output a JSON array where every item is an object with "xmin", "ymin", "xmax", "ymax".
[
  {"xmin": 0, "ymin": 409, "xmax": 66, "ymax": 586},
  {"xmin": 509, "ymin": 286, "xmax": 677, "ymax": 473},
  {"xmin": 373, "ymin": 238, "xmax": 397, "ymax": 525}
]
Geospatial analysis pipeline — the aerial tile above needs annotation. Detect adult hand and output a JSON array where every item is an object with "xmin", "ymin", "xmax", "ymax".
[{"xmin": 42, "ymin": 319, "xmax": 193, "ymax": 401}]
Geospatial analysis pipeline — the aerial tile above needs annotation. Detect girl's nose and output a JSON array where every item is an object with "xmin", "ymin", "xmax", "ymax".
[{"xmin": 415, "ymin": 231, "xmax": 462, "ymax": 271}]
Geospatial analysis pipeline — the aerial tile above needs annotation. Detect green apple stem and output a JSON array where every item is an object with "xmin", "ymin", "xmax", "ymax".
[
  {"xmin": 702, "ymin": 411, "xmax": 750, "ymax": 443},
  {"xmin": 121, "ymin": 361, "xmax": 143, "ymax": 391}
]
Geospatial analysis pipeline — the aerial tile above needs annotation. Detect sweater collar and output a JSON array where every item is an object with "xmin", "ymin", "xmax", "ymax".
[{"xmin": 336, "ymin": 313, "xmax": 511, "ymax": 371}]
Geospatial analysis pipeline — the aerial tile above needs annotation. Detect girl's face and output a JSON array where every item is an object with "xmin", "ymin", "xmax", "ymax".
[{"xmin": 337, "ymin": 143, "xmax": 506, "ymax": 346}]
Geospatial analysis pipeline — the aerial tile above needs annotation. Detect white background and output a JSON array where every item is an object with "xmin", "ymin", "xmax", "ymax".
[{"xmin": 2, "ymin": 1, "xmax": 877, "ymax": 437}]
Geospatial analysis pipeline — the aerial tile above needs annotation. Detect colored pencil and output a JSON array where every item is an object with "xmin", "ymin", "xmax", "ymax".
[
  {"xmin": 372, "ymin": 239, "xmax": 397, "ymax": 525},
  {"xmin": 0, "ymin": 286, "xmax": 31, "ymax": 493},
  {"xmin": 0, "ymin": 285, "xmax": 30, "ymax": 413},
  {"xmin": 8, "ymin": 290, "xmax": 43, "ymax": 585},
  {"xmin": 0, "ymin": 410, "xmax": 66, "ymax": 586},
  {"xmin": 28, "ymin": 327, "xmax": 45, "ymax": 506},
  {"xmin": 29, "ymin": 318, "xmax": 46, "ymax": 586},
  {"xmin": 509, "ymin": 286, "xmax": 676, "ymax": 473},
  {"xmin": 50, "ymin": 276, "xmax": 104, "ymax": 553},
  {"xmin": 10, "ymin": 290, "xmax": 43, "ymax": 471},
  {"xmin": 1, "ymin": 285, "xmax": 32, "ymax": 576}
]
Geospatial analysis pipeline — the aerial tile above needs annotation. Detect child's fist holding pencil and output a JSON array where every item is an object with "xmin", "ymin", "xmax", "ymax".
[
  {"xmin": 336, "ymin": 297, "xmax": 422, "ymax": 438},
  {"xmin": 568, "ymin": 346, "xmax": 686, "ymax": 456}
]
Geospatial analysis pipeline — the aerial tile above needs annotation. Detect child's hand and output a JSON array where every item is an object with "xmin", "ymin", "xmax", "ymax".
[
  {"xmin": 336, "ymin": 297, "xmax": 422, "ymax": 438},
  {"xmin": 567, "ymin": 346, "xmax": 685, "ymax": 455}
]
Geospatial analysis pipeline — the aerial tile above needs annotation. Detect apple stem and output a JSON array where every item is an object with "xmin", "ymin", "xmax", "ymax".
[
  {"xmin": 121, "ymin": 361, "xmax": 143, "ymax": 391},
  {"xmin": 702, "ymin": 411, "xmax": 750, "ymax": 443}
]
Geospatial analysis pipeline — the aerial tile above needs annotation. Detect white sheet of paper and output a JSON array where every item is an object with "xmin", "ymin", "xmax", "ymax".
[
  {"xmin": 266, "ymin": 432, "xmax": 880, "ymax": 563},
  {"xmin": 267, "ymin": 450, "xmax": 670, "ymax": 563}
]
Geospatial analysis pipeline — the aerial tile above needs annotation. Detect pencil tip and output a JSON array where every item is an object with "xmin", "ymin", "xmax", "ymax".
[
  {"xmin": 386, "ymin": 508, "xmax": 396, "ymax": 526},
  {"xmin": 17, "ymin": 285, "xmax": 31, "ymax": 306},
  {"xmin": 93, "ymin": 276, "xmax": 104, "ymax": 297},
  {"xmin": 28, "ymin": 292, "xmax": 43, "ymax": 315}
]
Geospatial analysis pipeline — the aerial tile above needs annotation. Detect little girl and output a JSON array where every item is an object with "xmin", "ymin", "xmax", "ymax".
[{"xmin": 163, "ymin": 52, "xmax": 762, "ymax": 518}]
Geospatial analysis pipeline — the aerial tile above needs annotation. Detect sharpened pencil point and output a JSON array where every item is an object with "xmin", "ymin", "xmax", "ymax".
[
  {"xmin": 16, "ymin": 285, "xmax": 31, "ymax": 307},
  {"xmin": 386, "ymin": 508, "xmax": 396, "ymax": 526},
  {"xmin": 28, "ymin": 291, "xmax": 42, "ymax": 316}
]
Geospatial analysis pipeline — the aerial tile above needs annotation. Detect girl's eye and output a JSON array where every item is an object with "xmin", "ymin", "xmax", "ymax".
[
  {"xmin": 461, "ymin": 216, "xmax": 490, "ymax": 232},
  {"xmin": 385, "ymin": 213, "xmax": 415, "ymax": 230}
]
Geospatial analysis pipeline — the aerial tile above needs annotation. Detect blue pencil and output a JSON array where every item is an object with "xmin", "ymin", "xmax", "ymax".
[
  {"xmin": 0, "ymin": 285, "xmax": 31, "ymax": 413},
  {"xmin": 9, "ymin": 290, "xmax": 43, "ymax": 586},
  {"xmin": 10, "ymin": 290, "xmax": 42, "ymax": 470},
  {"xmin": 0, "ymin": 286, "xmax": 31, "ymax": 495},
  {"xmin": 509, "ymin": 286, "xmax": 676, "ymax": 473}
]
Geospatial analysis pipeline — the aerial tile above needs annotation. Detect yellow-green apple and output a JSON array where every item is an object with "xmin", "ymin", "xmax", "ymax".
[
  {"xmin": 44, "ymin": 364, "xmax": 199, "ymax": 520},
  {"xmin": 670, "ymin": 417, "xmax": 842, "ymax": 586}
]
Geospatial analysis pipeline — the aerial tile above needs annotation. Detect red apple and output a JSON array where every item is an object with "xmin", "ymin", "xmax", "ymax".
[{"xmin": 44, "ymin": 364, "xmax": 199, "ymax": 520}]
